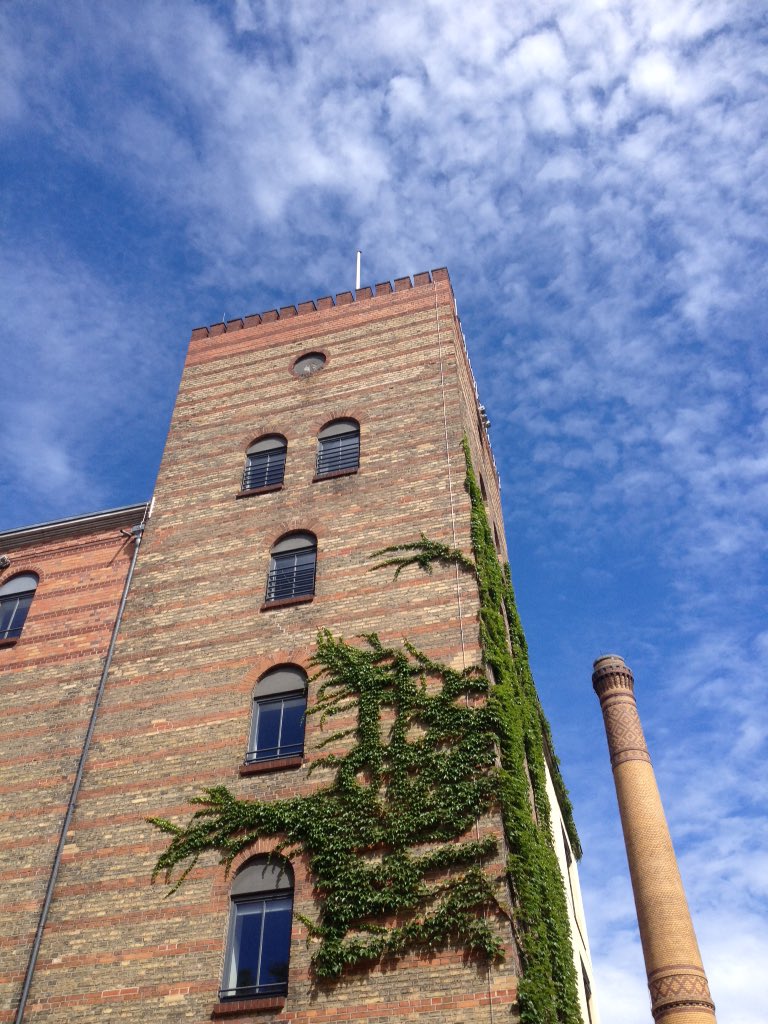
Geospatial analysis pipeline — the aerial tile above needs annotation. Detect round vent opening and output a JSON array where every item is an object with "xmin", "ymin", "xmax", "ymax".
[{"xmin": 293, "ymin": 352, "xmax": 326, "ymax": 377}]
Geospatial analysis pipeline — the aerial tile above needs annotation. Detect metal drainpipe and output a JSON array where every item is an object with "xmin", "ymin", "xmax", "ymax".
[{"xmin": 14, "ymin": 521, "xmax": 145, "ymax": 1024}]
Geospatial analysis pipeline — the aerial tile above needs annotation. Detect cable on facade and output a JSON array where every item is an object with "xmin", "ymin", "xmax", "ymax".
[{"xmin": 433, "ymin": 281, "xmax": 467, "ymax": 671}]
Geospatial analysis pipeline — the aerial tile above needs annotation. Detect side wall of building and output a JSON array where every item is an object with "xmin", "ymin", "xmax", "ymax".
[
  {"xmin": 544, "ymin": 761, "xmax": 599, "ymax": 1024},
  {"xmin": 0, "ymin": 507, "xmax": 146, "ymax": 1023}
]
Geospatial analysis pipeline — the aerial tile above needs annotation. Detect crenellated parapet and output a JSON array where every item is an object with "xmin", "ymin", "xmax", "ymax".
[{"xmin": 190, "ymin": 268, "xmax": 451, "ymax": 341}]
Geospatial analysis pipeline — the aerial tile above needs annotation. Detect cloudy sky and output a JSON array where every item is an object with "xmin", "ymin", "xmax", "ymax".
[{"xmin": 1, "ymin": 1, "xmax": 765, "ymax": 1020}]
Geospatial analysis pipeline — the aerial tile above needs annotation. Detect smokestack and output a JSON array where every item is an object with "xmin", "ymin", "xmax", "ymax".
[{"xmin": 592, "ymin": 654, "xmax": 716, "ymax": 1023}]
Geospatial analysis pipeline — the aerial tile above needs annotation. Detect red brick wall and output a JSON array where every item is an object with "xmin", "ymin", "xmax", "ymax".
[
  {"xmin": 17, "ymin": 273, "xmax": 520, "ymax": 1022},
  {"xmin": 0, "ymin": 508, "xmax": 145, "ymax": 1022}
]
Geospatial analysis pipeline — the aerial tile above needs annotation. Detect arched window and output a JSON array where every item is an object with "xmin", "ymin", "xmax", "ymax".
[
  {"xmin": 315, "ymin": 419, "xmax": 359, "ymax": 478},
  {"xmin": 0, "ymin": 573, "xmax": 38, "ymax": 642},
  {"xmin": 247, "ymin": 666, "xmax": 307, "ymax": 764},
  {"xmin": 242, "ymin": 435, "xmax": 287, "ymax": 492},
  {"xmin": 220, "ymin": 858, "xmax": 294, "ymax": 1001},
  {"xmin": 265, "ymin": 532, "xmax": 316, "ymax": 604}
]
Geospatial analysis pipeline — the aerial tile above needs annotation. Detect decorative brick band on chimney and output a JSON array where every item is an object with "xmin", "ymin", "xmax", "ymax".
[{"xmin": 592, "ymin": 655, "xmax": 716, "ymax": 1024}]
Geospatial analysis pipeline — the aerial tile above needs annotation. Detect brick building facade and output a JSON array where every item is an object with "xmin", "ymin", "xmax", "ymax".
[
  {"xmin": 0, "ymin": 505, "xmax": 147, "ymax": 1022},
  {"xmin": 1, "ymin": 269, "xmax": 597, "ymax": 1023}
]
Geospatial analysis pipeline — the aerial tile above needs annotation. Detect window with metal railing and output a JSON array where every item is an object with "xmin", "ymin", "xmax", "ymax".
[
  {"xmin": 220, "ymin": 859, "xmax": 293, "ymax": 1002},
  {"xmin": 315, "ymin": 419, "xmax": 359, "ymax": 478},
  {"xmin": 246, "ymin": 666, "xmax": 307, "ymax": 764},
  {"xmin": 242, "ymin": 435, "xmax": 287, "ymax": 492},
  {"xmin": 265, "ymin": 533, "xmax": 316, "ymax": 604},
  {"xmin": 0, "ymin": 573, "xmax": 38, "ymax": 642}
]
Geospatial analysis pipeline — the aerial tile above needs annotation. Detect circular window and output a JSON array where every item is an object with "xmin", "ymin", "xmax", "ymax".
[{"xmin": 293, "ymin": 351, "xmax": 326, "ymax": 376}]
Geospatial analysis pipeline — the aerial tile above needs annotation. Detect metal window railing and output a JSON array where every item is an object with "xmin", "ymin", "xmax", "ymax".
[
  {"xmin": 244, "ymin": 739, "xmax": 304, "ymax": 763},
  {"xmin": 242, "ymin": 451, "xmax": 286, "ymax": 491},
  {"xmin": 264, "ymin": 562, "xmax": 316, "ymax": 603},
  {"xmin": 219, "ymin": 981, "xmax": 288, "ymax": 1000},
  {"xmin": 315, "ymin": 434, "xmax": 359, "ymax": 477}
]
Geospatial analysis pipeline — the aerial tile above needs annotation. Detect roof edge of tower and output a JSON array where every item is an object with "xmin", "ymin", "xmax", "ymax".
[
  {"xmin": 0, "ymin": 502, "xmax": 149, "ymax": 550},
  {"xmin": 190, "ymin": 267, "xmax": 452, "ymax": 341}
]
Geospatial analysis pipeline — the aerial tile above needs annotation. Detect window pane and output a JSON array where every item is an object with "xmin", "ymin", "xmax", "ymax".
[
  {"xmin": 0, "ymin": 598, "xmax": 19, "ymax": 638},
  {"xmin": 291, "ymin": 549, "xmax": 316, "ymax": 569},
  {"xmin": 249, "ymin": 695, "xmax": 305, "ymax": 762},
  {"xmin": 223, "ymin": 896, "xmax": 292, "ymax": 998},
  {"xmin": 266, "ymin": 548, "xmax": 316, "ymax": 602},
  {"xmin": 271, "ymin": 532, "xmax": 315, "ymax": 554},
  {"xmin": 0, "ymin": 573, "xmax": 37, "ymax": 596},
  {"xmin": 227, "ymin": 902, "xmax": 264, "ymax": 994},
  {"xmin": 0, "ymin": 594, "xmax": 32, "ymax": 640},
  {"xmin": 260, "ymin": 898, "xmax": 292, "ymax": 989},
  {"xmin": 316, "ymin": 430, "xmax": 359, "ymax": 475},
  {"xmin": 254, "ymin": 702, "xmax": 282, "ymax": 760},
  {"xmin": 254, "ymin": 666, "xmax": 306, "ymax": 698},
  {"xmin": 243, "ymin": 449, "xmax": 286, "ymax": 490},
  {"xmin": 279, "ymin": 696, "xmax": 306, "ymax": 756}
]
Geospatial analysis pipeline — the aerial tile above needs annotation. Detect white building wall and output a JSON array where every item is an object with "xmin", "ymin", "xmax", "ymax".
[{"xmin": 544, "ymin": 758, "xmax": 600, "ymax": 1024}]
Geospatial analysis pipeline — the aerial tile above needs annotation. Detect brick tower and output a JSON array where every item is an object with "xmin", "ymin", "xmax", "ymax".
[
  {"xmin": 3, "ymin": 270, "xmax": 597, "ymax": 1024},
  {"xmin": 592, "ymin": 654, "xmax": 716, "ymax": 1023}
]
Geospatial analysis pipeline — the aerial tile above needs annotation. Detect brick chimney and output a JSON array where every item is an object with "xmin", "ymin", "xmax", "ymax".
[{"xmin": 592, "ymin": 654, "xmax": 716, "ymax": 1023}]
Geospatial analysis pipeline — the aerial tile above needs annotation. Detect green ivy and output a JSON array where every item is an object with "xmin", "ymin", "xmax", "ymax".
[
  {"xmin": 149, "ymin": 631, "xmax": 506, "ymax": 978},
  {"xmin": 461, "ymin": 437, "xmax": 582, "ymax": 1024},
  {"xmin": 148, "ymin": 440, "xmax": 583, "ymax": 1023},
  {"xmin": 370, "ymin": 531, "xmax": 476, "ymax": 578}
]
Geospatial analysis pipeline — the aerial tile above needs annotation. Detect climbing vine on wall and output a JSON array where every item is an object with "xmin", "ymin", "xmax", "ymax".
[
  {"xmin": 148, "ymin": 439, "xmax": 583, "ymax": 1022},
  {"xmin": 460, "ymin": 437, "xmax": 583, "ymax": 1024},
  {"xmin": 149, "ymin": 631, "xmax": 506, "ymax": 978}
]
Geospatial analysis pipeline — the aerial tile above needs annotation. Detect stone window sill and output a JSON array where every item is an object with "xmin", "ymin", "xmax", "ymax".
[
  {"xmin": 212, "ymin": 995, "xmax": 286, "ymax": 1016},
  {"xmin": 312, "ymin": 468, "xmax": 358, "ymax": 482},
  {"xmin": 239, "ymin": 755, "xmax": 303, "ymax": 776},
  {"xmin": 0, "ymin": 637, "xmax": 19, "ymax": 649},
  {"xmin": 236, "ymin": 484, "xmax": 284, "ymax": 499},
  {"xmin": 260, "ymin": 595, "xmax": 314, "ymax": 612}
]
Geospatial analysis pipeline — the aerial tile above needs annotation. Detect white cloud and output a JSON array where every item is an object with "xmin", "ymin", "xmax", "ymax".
[
  {"xmin": 386, "ymin": 75, "xmax": 427, "ymax": 123},
  {"xmin": 504, "ymin": 29, "xmax": 569, "ymax": 87},
  {"xmin": 537, "ymin": 154, "xmax": 583, "ymax": 181},
  {"xmin": 528, "ymin": 86, "xmax": 573, "ymax": 134},
  {"xmin": 630, "ymin": 51, "xmax": 688, "ymax": 105}
]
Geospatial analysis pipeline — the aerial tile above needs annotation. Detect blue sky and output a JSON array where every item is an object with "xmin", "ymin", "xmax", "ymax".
[{"xmin": 1, "ymin": 2, "xmax": 766, "ymax": 1020}]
